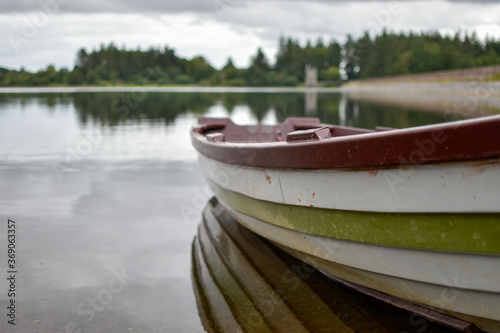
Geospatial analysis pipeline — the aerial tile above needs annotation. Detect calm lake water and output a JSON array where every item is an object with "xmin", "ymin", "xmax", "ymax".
[{"xmin": 0, "ymin": 90, "xmax": 474, "ymax": 333}]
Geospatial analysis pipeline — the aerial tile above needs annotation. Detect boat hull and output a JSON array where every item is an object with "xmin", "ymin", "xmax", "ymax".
[
  {"xmin": 191, "ymin": 116, "xmax": 500, "ymax": 332},
  {"xmin": 219, "ymin": 200, "xmax": 500, "ymax": 332},
  {"xmin": 199, "ymin": 155, "xmax": 500, "ymax": 254},
  {"xmin": 199, "ymin": 162, "xmax": 500, "ymax": 332}
]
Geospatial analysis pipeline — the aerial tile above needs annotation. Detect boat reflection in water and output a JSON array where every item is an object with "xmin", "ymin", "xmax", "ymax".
[{"xmin": 192, "ymin": 198, "xmax": 458, "ymax": 333}]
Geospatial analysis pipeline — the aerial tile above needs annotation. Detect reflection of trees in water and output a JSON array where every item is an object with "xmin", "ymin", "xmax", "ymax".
[
  {"xmin": 222, "ymin": 93, "xmax": 340, "ymax": 124},
  {"xmin": 273, "ymin": 93, "xmax": 341, "ymax": 124},
  {"xmin": 0, "ymin": 92, "xmax": 453, "ymax": 129},
  {"xmin": 337, "ymin": 94, "xmax": 452, "ymax": 129},
  {"xmin": 219, "ymin": 93, "xmax": 243, "ymax": 115},
  {"xmin": 73, "ymin": 93, "xmax": 220, "ymax": 126},
  {"xmin": 71, "ymin": 92, "xmax": 342, "ymax": 126},
  {"xmin": 353, "ymin": 102, "xmax": 455, "ymax": 129},
  {"xmin": 242, "ymin": 93, "xmax": 276, "ymax": 122},
  {"xmin": 0, "ymin": 93, "xmax": 73, "ymax": 110}
]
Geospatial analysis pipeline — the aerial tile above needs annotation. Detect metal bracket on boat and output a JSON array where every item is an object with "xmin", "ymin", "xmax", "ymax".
[
  {"xmin": 286, "ymin": 127, "xmax": 331, "ymax": 143},
  {"xmin": 195, "ymin": 117, "xmax": 233, "ymax": 133},
  {"xmin": 206, "ymin": 133, "xmax": 225, "ymax": 143}
]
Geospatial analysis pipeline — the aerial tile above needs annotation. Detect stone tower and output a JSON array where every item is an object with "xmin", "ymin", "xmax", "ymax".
[{"xmin": 304, "ymin": 64, "xmax": 318, "ymax": 87}]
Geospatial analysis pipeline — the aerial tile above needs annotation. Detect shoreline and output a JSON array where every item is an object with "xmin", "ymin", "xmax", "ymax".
[
  {"xmin": 1, "ymin": 80, "xmax": 498, "ymax": 96},
  {"xmin": 0, "ymin": 86, "xmax": 341, "ymax": 94},
  {"xmin": 340, "ymin": 80, "xmax": 500, "ymax": 96},
  {"xmin": 2, "ymin": 72, "xmax": 499, "ymax": 117},
  {"xmin": 339, "ymin": 80, "xmax": 500, "ymax": 118}
]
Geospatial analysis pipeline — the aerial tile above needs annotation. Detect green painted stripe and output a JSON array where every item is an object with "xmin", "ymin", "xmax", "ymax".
[{"xmin": 212, "ymin": 184, "xmax": 500, "ymax": 254}]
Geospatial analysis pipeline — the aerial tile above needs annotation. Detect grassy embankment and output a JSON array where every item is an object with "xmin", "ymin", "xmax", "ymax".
[{"xmin": 340, "ymin": 65, "xmax": 500, "ymax": 116}]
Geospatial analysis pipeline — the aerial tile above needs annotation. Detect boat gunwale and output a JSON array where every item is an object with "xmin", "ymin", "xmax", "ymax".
[{"xmin": 191, "ymin": 115, "xmax": 500, "ymax": 171}]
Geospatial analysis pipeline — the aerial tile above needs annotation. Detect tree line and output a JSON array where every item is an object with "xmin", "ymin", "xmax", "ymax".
[
  {"xmin": 343, "ymin": 30, "xmax": 500, "ymax": 80},
  {"xmin": 1, "ymin": 30, "xmax": 500, "ymax": 86}
]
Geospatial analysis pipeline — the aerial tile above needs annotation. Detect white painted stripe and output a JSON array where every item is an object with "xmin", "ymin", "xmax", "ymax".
[{"xmin": 199, "ymin": 154, "xmax": 500, "ymax": 213}]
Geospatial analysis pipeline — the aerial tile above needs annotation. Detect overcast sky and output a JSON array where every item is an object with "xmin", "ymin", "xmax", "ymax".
[{"xmin": 1, "ymin": 0, "xmax": 500, "ymax": 71}]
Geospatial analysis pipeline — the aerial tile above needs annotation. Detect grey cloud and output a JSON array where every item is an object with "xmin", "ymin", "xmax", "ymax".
[
  {"xmin": 0, "ymin": 0, "xmax": 214, "ymax": 13},
  {"xmin": 0, "ymin": 0, "xmax": 496, "ymax": 14}
]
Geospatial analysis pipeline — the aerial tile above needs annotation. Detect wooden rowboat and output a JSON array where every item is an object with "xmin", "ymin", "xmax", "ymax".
[{"xmin": 191, "ymin": 115, "xmax": 500, "ymax": 332}]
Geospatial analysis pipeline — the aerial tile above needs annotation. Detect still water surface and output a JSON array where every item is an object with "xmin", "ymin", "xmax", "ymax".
[{"xmin": 0, "ymin": 91, "xmax": 472, "ymax": 332}]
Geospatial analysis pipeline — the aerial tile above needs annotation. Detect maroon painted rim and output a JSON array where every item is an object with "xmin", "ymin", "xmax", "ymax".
[{"xmin": 191, "ymin": 116, "xmax": 500, "ymax": 170}]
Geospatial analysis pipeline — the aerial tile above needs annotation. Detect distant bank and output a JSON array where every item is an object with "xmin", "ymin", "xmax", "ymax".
[
  {"xmin": 341, "ymin": 65, "xmax": 500, "ymax": 117},
  {"xmin": 342, "ymin": 65, "xmax": 500, "ymax": 92},
  {"xmin": 0, "ymin": 86, "xmax": 341, "ymax": 94}
]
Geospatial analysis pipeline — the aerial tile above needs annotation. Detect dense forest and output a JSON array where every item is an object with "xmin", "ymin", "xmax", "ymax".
[
  {"xmin": 343, "ymin": 30, "xmax": 500, "ymax": 80},
  {"xmin": 1, "ymin": 30, "xmax": 500, "ymax": 87}
]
